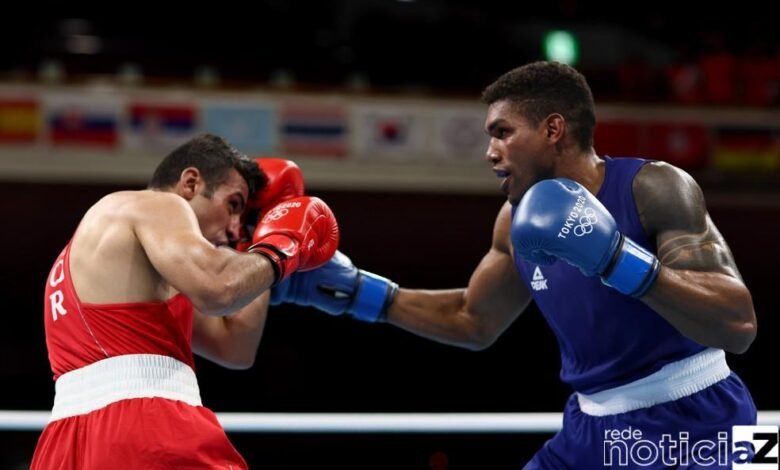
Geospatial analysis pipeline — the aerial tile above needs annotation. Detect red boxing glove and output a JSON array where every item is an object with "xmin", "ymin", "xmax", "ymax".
[
  {"xmin": 248, "ymin": 196, "xmax": 339, "ymax": 285},
  {"xmin": 251, "ymin": 158, "xmax": 305, "ymax": 211},
  {"xmin": 236, "ymin": 158, "xmax": 305, "ymax": 252}
]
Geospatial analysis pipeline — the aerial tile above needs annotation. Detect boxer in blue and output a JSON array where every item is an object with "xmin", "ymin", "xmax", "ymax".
[{"xmin": 274, "ymin": 61, "xmax": 759, "ymax": 469}]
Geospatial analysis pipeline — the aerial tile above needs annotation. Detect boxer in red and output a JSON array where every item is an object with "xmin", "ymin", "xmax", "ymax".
[{"xmin": 31, "ymin": 134, "xmax": 337, "ymax": 469}]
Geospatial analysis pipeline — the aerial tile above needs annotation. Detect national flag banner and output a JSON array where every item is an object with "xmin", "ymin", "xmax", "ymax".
[
  {"xmin": 124, "ymin": 101, "xmax": 197, "ymax": 151},
  {"xmin": 202, "ymin": 102, "xmax": 275, "ymax": 155},
  {"xmin": 45, "ymin": 94, "xmax": 119, "ymax": 148},
  {"xmin": 594, "ymin": 121, "xmax": 642, "ymax": 158},
  {"xmin": 430, "ymin": 108, "xmax": 488, "ymax": 161},
  {"xmin": 644, "ymin": 123, "xmax": 710, "ymax": 170},
  {"xmin": 713, "ymin": 127, "xmax": 780, "ymax": 171},
  {"xmin": 279, "ymin": 103, "xmax": 348, "ymax": 157},
  {"xmin": 352, "ymin": 105, "xmax": 429, "ymax": 160},
  {"xmin": 0, "ymin": 98, "xmax": 39, "ymax": 143}
]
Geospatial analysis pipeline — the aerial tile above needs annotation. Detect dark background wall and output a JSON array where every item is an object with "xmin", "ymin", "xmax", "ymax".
[{"xmin": 0, "ymin": 181, "xmax": 776, "ymax": 468}]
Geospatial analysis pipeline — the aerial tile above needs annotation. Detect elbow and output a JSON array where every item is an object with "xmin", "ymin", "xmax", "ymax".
[
  {"xmin": 465, "ymin": 340, "xmax": 494, "ymax": 352},
  {"xmin": 212, "ymin": 355, "xmax": 256, "ymax": 370},
  {"xmin": 724, "ymin": 293, "xmax": 758, "ymax": 355},
  {"xmin": 464, "ymin": 333, "xmax": 498, "ymax": 351},
  {"xmin": 462, "ymin": 322, "xmax": 500, "ymax": 351},
  {"xmin": 224, "ymin": 354, "xmax": 256, "ymax": 370},
  {"xmin": 210, "ymin": 345, "xmax": 258, "ymax": 370},
  {"xmin": 724, "ymin": 318, "xmax": 757, "ymax": 355}
]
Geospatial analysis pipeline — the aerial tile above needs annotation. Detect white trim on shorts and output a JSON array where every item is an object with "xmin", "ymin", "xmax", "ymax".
[
  {"xmin": 576, "ymin": 348, "xmax": 730, "ymax": 416},
  {"xmin": 50, "ymin": 354, "xmax": 202, "ymax": 422}
]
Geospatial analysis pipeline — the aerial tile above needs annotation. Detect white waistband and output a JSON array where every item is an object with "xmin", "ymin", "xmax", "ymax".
[
  {"xmin": 576, "ymin": 348, "xmax": 730, "ymax": 416},
  {"xmin": 51, "ymin": 354, "xmax": 202, "ymax": 422}
]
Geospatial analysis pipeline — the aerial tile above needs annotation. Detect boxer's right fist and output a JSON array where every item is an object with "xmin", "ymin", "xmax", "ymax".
[{"xmin": 248, "ymin": 196, "xmax": 339, "ymax": 285}]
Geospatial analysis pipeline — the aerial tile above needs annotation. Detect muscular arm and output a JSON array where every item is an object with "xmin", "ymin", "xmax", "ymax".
[
  {"xmin": 634, "ymin": 162, "xmax": 756, "ymax": 353},
  {"xmin": 192, "ymin": 291, "xmax": 270, "ymax": 369},
  {"xmin": 134, "ymin": 192, "xmax": 275, "ymax": 316},
  {"xmin": 385, "ymin": 202, "xmax": 532, "ymax": 350}
]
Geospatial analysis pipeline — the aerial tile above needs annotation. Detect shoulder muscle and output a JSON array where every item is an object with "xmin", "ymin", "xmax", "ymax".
[{"xmin": 633, "ymin": 162, "xmax": 740, "ymax": 277}]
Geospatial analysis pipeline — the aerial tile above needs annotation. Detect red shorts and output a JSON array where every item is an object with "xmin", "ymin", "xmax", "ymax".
[{"xmin": 31, "ymin": 397, "xmax": 248, "ymax": 469}]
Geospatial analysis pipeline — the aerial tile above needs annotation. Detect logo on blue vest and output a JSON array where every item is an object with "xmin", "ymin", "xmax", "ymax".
[{"xmin": 531, "ymin": 266, "xmax": 548, "ymax": 291}]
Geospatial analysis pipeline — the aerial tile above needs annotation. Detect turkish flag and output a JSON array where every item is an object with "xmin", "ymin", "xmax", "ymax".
[{"xmin": 645, "ymin": 123, "xmax": 711, "ymax": 170}]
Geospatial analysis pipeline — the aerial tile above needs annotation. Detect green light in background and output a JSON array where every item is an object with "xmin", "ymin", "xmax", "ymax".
[{"xmin": 543, "ymin": 30, "xmax": 579, "ymax": 65}]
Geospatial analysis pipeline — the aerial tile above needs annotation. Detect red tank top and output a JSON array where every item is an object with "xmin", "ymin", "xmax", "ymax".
[{"xmin": 43, "ymin": 241, "xmax": 195, "ymax": 380}]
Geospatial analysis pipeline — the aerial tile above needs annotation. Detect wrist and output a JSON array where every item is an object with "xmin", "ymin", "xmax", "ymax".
[
  {"xmin": 601, "ymin": 235, "xmax": 660, "ymax": 297},
  {"xmin": 248, "ymin": 235, "xmax": 300, "ymax": 286},
  {"xmin": 348, "ymin": 271, "xmax": 398, "ymax": 322}
]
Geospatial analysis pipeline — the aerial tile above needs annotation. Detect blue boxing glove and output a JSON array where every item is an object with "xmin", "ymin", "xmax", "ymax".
[
  {"xmin": 271, "ymin": 251, "xmax": 398, "ymax": 322},
  {"xmin": 512, "ymin": 178, "xmax": 660, "ymax": 297}
]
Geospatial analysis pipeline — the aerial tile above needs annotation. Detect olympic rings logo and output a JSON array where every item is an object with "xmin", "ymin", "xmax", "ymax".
[
  {"xmin": 262, "ymin": 207, "xmax": 289, "ymax": 223},
  {"xmin": 573, "ymin": 207, "xmax": 597, "ymax": 236}
]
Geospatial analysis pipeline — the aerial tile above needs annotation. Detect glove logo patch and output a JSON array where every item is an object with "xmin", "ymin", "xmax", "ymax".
[
  {"xmin": 262, "ymin": 207, "xmax": 289, "ymax": 223},
  {"xmin": 262, "ymin": 201, "xmax": 303, "ymax": 224},
  {"xmin": 558, "ymin": 195, "xmax": 593, "ymax": 239},
  {"xmin": 574, "ymin": 207, "xmax": 598, "ymax": 237}
]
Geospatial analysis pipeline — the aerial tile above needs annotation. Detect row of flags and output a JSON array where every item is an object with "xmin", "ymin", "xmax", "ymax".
[
  {"xmin": 1, "ymin": 91, "xmax": 779, "ymax": 171},
  {"xmin": 595, "ymin": 121, "xmax": 780, "ymax": 171},
  {"xmin": 0, "ymin": 93, "xmax": 490, "ymax": 162}
]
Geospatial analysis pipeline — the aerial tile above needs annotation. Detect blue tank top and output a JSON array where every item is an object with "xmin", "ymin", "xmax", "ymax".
[{"xmin": 512, "ymin": 156, "xmax": 705, "ymax": 394}]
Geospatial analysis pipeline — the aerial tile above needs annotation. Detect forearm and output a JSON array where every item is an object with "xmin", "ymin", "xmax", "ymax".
[
  {"xmin": 198, "ymin": 250, "xmax": 276, "ymax": 316},
  {"xmin": 385, "ymin": 288, "xmax": 492, "ymax": 350},
  {"xmin": 642, "ymin": 267, "xmax": 756, "ymax": 353}
]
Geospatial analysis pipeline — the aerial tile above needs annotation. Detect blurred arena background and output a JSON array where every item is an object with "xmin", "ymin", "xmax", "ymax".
[{"xmin": 1, "ymin": 2, "xmax": 778, "ymax": 469}]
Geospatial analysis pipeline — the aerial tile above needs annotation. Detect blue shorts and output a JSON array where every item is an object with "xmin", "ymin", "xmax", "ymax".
[{"xmin": 524, "ymin": 373, "xmax": 757, "ymax": 469}]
